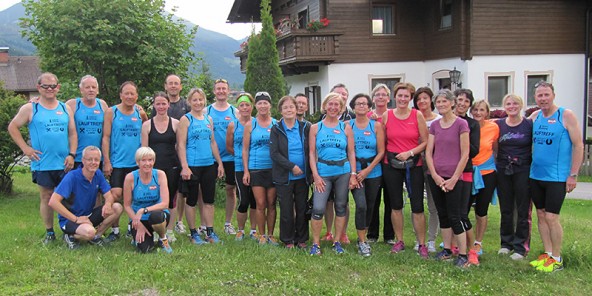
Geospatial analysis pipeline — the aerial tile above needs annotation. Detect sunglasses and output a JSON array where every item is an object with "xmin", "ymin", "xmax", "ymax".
[
  {"xmin": 534, "ymin": 80, "xmax": 553, "ymax": 89},
  {"xmin": 255, "ymin": 91, "xmax": 271, "ymax": 100},
  {"xmin": 39, "ymin": 84, "xmax": 58, "ymax": 90},
  {"xmin": 215, "ymin": 78, "xmax": 228, "ymax": 84}
]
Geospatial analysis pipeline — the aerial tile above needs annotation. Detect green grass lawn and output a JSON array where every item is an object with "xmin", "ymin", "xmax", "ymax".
[{"xmin": 1, "ymin": 172, "xmax": 591, "ymax": 295}]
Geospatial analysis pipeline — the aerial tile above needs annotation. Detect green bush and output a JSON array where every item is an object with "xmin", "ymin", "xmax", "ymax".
[{"xmin": 0, "ymin": 84, "xmax": 28, "ymax": 194}]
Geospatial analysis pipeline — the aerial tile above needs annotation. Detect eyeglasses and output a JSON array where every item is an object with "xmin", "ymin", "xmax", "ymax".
[
  {"xmin": 215, "ymin": 78, "xmax": 228, "ymax": 84},
  {"xmin": 354, "ymin": 102, "xmax": 369, "ymax": 107},
  {"xmin": 373, "ymin": 93, "xmax": 389, "ymax": 98},
  {"xmin": 39, "ymin": 84, "xmax": 58, "ymax": 90},
  {"xmin": 82, "ymin": 157, "xmax": 101, "ymax": 163}
]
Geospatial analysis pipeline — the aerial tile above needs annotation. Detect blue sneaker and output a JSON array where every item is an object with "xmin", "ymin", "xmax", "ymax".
[
  {"xmin": 206, "ymin": 232, "xmax": 221, "ymax": 244},
  {"xmin": 333, "ymin": 242, "xmax": 345, "ymax": 254},
  {"xmin": 190, "ymin": 232, "xmax": 205, "ymax": 245},
  {"xmin": 159, "ymin": 238, "xmax": 173, "ymax": 254},
  {"xmin": 104, "ymin": 232, "xmax": 120, "ymax": 243},
  {"xmin": 43, "ymin": 232, "xmax": 56, "ymax": 245},
  {"xmin": 309, "ymin": 243, "xmax": 321, "ymax": 256}
]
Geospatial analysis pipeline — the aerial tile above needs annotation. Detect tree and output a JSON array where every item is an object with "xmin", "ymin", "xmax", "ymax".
[
  {"xmin": 20, "ymin": 0, "xmax": 197, "ymax": 104},
  {"xmin": 0, "ymin": 83, "xmax": 27, "ymax": 194},
  {"xmin": 243, "ymin": 0, "xmax": 286, "ymax": 117}
]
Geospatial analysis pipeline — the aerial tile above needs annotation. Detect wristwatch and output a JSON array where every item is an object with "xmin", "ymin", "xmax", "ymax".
[
  {"xmin": 569, "ymin": 174, "xmax": 578, "ymax": 178},
  {"xmin": 143, "ymin": 208, "xmax": 149, "ymax": 214}
]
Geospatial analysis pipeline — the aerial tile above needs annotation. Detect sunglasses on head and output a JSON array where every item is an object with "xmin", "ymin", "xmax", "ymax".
[
  {"xmin": 39, "ymin": 84, "xmax": 58, "ymax": 90},
  {"xmin": 255, "ymin": 91, "xmax": 270, "ymax": 100},
  {"xmin": 215, "ymin": 78, "xmax": 228, "ymax": 84},
  {"xmin": 534, "ymin": 80, "xmax": 552, "ymax": 89}
]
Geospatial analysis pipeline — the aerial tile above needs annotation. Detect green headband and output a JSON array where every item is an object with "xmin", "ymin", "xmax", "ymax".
[{"xmin": 236, "ymin": 95, "xmax": 252, "ymax": 106}]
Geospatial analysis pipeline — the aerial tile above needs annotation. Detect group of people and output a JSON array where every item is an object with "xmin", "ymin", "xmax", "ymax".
[{"xmin": 8, "ymin": 73, "xmax": 582, "ymax": 272}]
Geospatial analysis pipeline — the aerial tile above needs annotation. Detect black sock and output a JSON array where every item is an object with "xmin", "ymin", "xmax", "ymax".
[
  {"xmin": 206, "ymin": 227, "xmax": 214, "ymax": 236},
  {"xmin": 46, "ymin": 228, "xmax": 54, "ymax": 234},
  {"xmin": 444, "ymin": 248, "xmax": 452, "ymax": 255},
  {"xmin": 190, "ymin": 228, "xmax": 198, "ymax": 236},
  {"xmin": 459, "ymin": 254, "xmax": 468, "ymax": 259}
]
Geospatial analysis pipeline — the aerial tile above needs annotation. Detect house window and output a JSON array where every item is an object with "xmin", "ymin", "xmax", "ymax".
[
  {"xmin": 371, "ymin": 77, "xmax": 401, "ymax": 108},
  {"xmin": 305, "ymin": 85, "xmax": 321, "ymax": 114},
  {"xmin": 526, "ymin": 73, "xmax": 551, "ymax": 106},
  {"xmin": 372, "ymin": 4, "xmax": 395, "ymax": 35},
  {"xmin": 440, "ymin": 0, "xmax": 452, "ymax": 29},
  {"xmin": 487, "ymin": 74, "xmax": 512, "ymax": 108},
  {"xmin": 297, "ymin": 9, "xmax": 308, "ymax": 29}
]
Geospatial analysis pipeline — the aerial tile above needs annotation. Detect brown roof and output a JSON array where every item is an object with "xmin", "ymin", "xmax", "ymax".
[{"xmin": 0, "ymin": 56, "xmax": 42, "ymax": 92}]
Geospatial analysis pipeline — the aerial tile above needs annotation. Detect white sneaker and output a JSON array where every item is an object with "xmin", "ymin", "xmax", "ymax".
[
  {"xmin": 510, "ymin": 252, "xmax": 524, "ymax": 260},
  {"xmin": 413, "ymin": 241, "xmax": 419, "ymax": 251},
  {"xmin": 174, "ymin": 222, "xmax": 187, "ymax": 234},
  {"xmin": 197, "ymin": 226, "xmax": 207, "ymax": 236},
  {"xmin": 153, "ymin": 232, "xmax": 160, "ymax": 242},
  {"xmin": 166, "ymin": 230, "xmax": 177, "ymax": 242},
  {"xmin": 427, "ymin": 241, "xmax": 437, "ymax": 253},
  {"xmin": 498, "ymin": 247, "xmax": 511, "ymax": 255},
  {"xmin": 224, "ymin": 224, "xmax": 237, "ymax": 235},
  {"xmin": 386, "ymin": 239, "xmax": 396, "ymax": 245}
]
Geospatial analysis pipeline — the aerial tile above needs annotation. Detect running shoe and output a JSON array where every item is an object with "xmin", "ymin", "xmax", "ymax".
[
  {"xmin": 418, "ymin": 244, "xmax": 429, "ymax": 259},
  {"xmin": 197, "ymin": 226, "xmax": 207, "ymax": 236},
  {"xmin": 341, "ymin": 233, "xmax": 351, "ymax": 245},
  {"xmin": 43, "ymin": 232, "xmax": 56, "ymax": 245},
  {"xmin": 472, "ymin": 243, "xmax": 483, "ymax": 256},
  {"xmin": 451, "ymin": 246, "xmax": 460, "ymax": 256},
  {"xmin": 529, "ymin": 253, "xmax": 550, "ymax": 267},
  {"xmin": 297, "ymin": 242, "xmax": 308, "ymax": 249},
  {"xmin": 455, "ymin": 256, "xmax": 469, "ymax": 269},
  {"xmin": 386, "ymin": 239, "xmax": 396, "ymax": 245},
  {"xmin": 390, "ymin": 240, "xmax": 405, "ymax": 253},
  {"xmin": 206, "ymin": 232, "xmax": 221, "ymax": 244},
  {"xmin": 104, "ymin": 232, "xmax": 120, "ymax": 243},
  {"xmin": 224, "ymin": 224, "xmax": 237, "ymax": 235},
  {"xmin": 63, "ymin": 234, "xmax": 80, "ymax": 250},
  {"xmin": 258, "ymin": 235, "xmax": 267, "ymax": 245},
  {"xmin": 321, "ymin": 232, "xmax": 334, "ymax": 241},
  {"xmin": 190, "ymin": 232, "xmax": 206, "ymax": 245},
  {"xmin": 267, "ymin": 235, "xmax": 280, "ymax": 246},
  {"xmin": 366, "ymin": 237, "xmax": 377, "ymax": 243},
  {"xmin": 249, "ymin": 232, "xmax": 259, "ymax": 240},
  {"xmin": 435, "ymin": 249, "xmax": 453, "ymax": 261},
  {"xmin": 358, "ymin": 241, "xmax": 372, "ymax": 257},
  {"xmin": 510, "ymin": 252, "xmax": 525, "ymax": 261},
  {"xmin": 159, "ymin": 238, "xmax": 173, "ymax": 254},
  {"xmin": 427, "ymin": 241, "xmax": 437, "ymax": 253},
  {"xmin": 235, "ymin": 231, "xmax": 245, "ymax": 241},
  {"xmin": 536, "ymin": 257, "xmax": 563, "ymax": 272},
  {"xmin": 174, "ymin": 221, "xmax": 187, "ymax": 234},
  {"xmin": 468, "ymin": 249, "xmax": 480, "ymax": 266},
  {"xmin": 285, "ymin": 243, "xmax": 295, "ymax": 249},
  {"xmin": 310, "ymin": 243, "xmax": 321, "ymax": 256},
  {"xmin": 333, "ymin": 241, "xmax": 345, "ymax": 254},
  {"xmin": 498, "ymin": 247, "xmax": 511, "ymax": 255},
  {"xmin": 89, "ymin": 236, "xmax": 105, "ymax": 247},
  {"xmin": 166, "ymin": 230, "xmax": 177, "ymax": 242}
]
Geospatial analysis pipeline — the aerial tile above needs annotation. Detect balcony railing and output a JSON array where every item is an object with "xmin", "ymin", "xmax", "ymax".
[{"xmin": 235, "ymin": 29, "xmax": 341, "ymax": 75}]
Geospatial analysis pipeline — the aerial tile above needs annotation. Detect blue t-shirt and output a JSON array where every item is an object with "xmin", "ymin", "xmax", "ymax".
[
  {"xmin": 233, "ymin": 118, "xmax": 252, "ymax": 172},
  {"xmin": 74, "ymin": 98, "xmax": 104, "ymax": 162},
  {"xmin": 131, "ymin": 169, "xmax": 168, "ymax": 220},
  {"xmin": 54, "ymin": 167, "xmax": 111, "ymax": 228},
  {"xmin": 110, "ymin": 106, "xmax": 142, "ymax": 168},
  {"xmin": 207, "ymin": 105, "xmax": 237, "ymax": 162},
  {"xmin": 29, "ymin": 101, "xmax": 70, "ymax": 171},
  {"xmin": 350, "ymin": 119, "xmax": 381, "ymax": 178},
  {"xmin": 283, "ymin": 120, "xmax": 305, "ymax": 180},
  {"xmin": 315, "ymin": 121, "xmax": 350, "ymax": 177},
  {"xmin": 531, "ymin": 107, "xmax": 572, "ymax": 182},
  {"xmin": 248, "ymin": 118, "xmax": 276, "ymax": 170},
  {"xmin": 185, "ymin": 113, "xmax": 215, "ymax": 167}
]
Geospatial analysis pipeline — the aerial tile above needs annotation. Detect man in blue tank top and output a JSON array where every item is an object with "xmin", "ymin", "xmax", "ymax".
[
  {"xmin": 206, "ymin": 78, "xmax": 238, "ymax": 235},
  {"xmin": 66, "ymin": 75, "xmax": 109, "ymax": 166},
  {"xmin": 528, "ymin": 81, "xmax": 583, "ymax": 272},
  {"xmin": 8, "ymin": 72, "xmax": 77, "ymax": 245}
]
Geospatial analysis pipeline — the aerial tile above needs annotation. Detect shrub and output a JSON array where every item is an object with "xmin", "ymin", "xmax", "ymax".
[{"xmin": 0, "ymin": 84, "xmax": 28, "ymax": 194}]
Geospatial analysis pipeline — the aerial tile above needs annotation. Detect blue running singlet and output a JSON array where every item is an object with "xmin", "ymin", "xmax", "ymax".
[
  {"xmin": 531, "ymin": 107, "xmax": 572, "ymax": 182},
  {"xmin": 110, "ymin": 106, "xmax": 142, "ymax": 168},
  {"xmin": 74, "ymin": 98, "xmax": 104, "ymax": 162},
  {"xmin": 185, "ymin": 113, "xmax": 215, "ymax": 167},
  {"xmin": 248, "ymin": 117, "xmax": 276, "ymax": 170},
  {"xmin": 315, "ymin": 121, "xmax": 350, "ymax": 177},
  {"xmin": 350, "ymin": 119, "xmax": 381, "ymax": 178},
  {"xmin": 207, "ymin": 105, "xmax": 237, "ymax": 162},
  {"xmin": 131, "ymin": 169, "xmax": 168, "ymax": 220},
  {"xmin": 233, "ymin": 118, "xmax": 252, "ymax": 172},
  {"xmin": 29, "ymin": 101, "xmax": 70, "ymax": 171}
]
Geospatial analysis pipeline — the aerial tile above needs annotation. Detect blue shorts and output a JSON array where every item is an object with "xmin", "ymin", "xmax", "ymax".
[
  {"xmin": 32, "ymin": 170, "xmax": 65, "ymax": 188},
  {"xmin": 60, "ymin": 206, "xmax": 105, "ymax": 234}
]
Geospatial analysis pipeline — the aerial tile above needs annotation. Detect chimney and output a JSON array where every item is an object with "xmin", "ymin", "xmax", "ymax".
[{"xmin": 0, "ymin": 47, "xmax": 9, "ymax": 65}]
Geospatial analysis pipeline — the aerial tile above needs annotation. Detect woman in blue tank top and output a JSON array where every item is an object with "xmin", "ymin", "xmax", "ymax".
[
  {"xmin": 308, "ymin": 92, "xmax": 358, "ymax": 255},
  {"xmin": 123, "ymin": 147, "xmax": 171, "ymax": 253},
  {"xmin": 141, "ymin": 92, "xmax": 181, "ymax": 242},
  {"xmin": 177, "ymin": 88, "xmax": 225, "ymax": 245},
  {"xmin": 348, "ymin": 94, "xmax": 385, "ymax": 256},
  {"xmin": 226, "ymin": 93, "xmax": 257, "ymax": 240},
  {"xmin": 242, "ymin": 92, "xmax": 278, "ymax": 245}
]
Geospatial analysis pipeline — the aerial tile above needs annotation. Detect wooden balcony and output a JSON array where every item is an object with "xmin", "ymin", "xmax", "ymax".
[{"xmin": 234, "ymin": 29, "xmax": 341, "ymax": 76}]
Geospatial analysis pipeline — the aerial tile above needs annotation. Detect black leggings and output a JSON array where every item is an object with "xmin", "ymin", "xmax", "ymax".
[
  {"xmin": 427, "ymin": 176, "xmax": 471, "ymax": 235},
  {"xmin": 181, "ymin": 164, "xmax": 217, "ymax": 206},
  {"xmin": 131, "ymin": 210, "xmax": 170, "ymax": 253},
  {"xmin": 235, "ymin": 171, "xmax": 256, "ymax": 213},
  {"xmin": 351, "ymin": 177, "xmax": 382, "ymax": 230},
  {"xmin": 468, "ymin": 172, "xmax": 496, "ymax": 217},
  {"xmin": 382, "ymin": 165, "xmax": 424, "ymax": 213}
]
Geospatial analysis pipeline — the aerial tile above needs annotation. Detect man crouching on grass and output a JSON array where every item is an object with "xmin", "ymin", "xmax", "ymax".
[{"xmin": 48, "ymin": 146, "xmax": 123, "ymax": 249}]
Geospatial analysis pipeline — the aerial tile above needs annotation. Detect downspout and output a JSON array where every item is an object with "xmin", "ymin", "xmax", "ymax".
[{"xmin": 584, "ymin": 7, "xmax": 591, "ymax": 141}]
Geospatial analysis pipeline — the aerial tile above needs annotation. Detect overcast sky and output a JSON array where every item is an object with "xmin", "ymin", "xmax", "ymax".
[{"xmin": 0, "ymin": 0, "xmax": 260, "ymax": 40}]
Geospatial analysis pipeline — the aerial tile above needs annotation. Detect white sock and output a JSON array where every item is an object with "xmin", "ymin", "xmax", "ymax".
[
  {"xmin": 112, "ymin": 227, "xmax": 120, "ymax": 234},
  {"xmin": 552, "ymin": 255, "xmax": 561, "ymax": 262},
  {"xmin": 474, "ymin": 241, "xmax": 482, "ymax": 246},
  {"xmin": 225, "ymin": 222, "xmax": 231, "ymax": 226},
  {"xmin": 250, "ymin": 229, "xmax": 257, "ymax": 234}
]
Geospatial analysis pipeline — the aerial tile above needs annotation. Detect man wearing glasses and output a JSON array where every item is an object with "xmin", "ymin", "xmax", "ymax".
[
  {"xmin": 8, "ymin": 72, "xmax": 77, "ymax": 245},
  {"xmin": 48, "ymin": 146, "xmax": 123, "ymax": 249},
  {"xmin": 295, "ymin": 93, "xmax": 310, "ymax": 123},
  {"xmin": 528, "ymin": 81, "xmax": 583, "ymax": 272},
  {"xmin": 206, "ymin": 78, "xmax": 238, "ymax": 234}
]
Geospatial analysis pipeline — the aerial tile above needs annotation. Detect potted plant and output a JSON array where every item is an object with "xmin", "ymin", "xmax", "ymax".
[{"xmin": 306, "ymin": 18, "xmax": 330, "ymax": 32}]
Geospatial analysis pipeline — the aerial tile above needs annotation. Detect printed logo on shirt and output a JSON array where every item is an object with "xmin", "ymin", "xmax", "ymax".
[
  {"xmin": 267, "ymin": 129, "xmax": 271, "ymax": 132},
  {"xmin": 149, "ymin": 185, "xmax": 157, "ymax": 190},
  {"xmin": 333, "ymin": 129, "xmax": 341, "ymax": 134},
  {"xmin": 548, "ymin": 119, "xmax": 556, "ymax": 124},
  {"xmin": 131, "ymin": 117, "xmax": 138, "ymax": 121},
  {"xmin": 93, "ymin": 110, "xmax": 101, "ymax": 114},
  {"xmin": 56, "ymin": 111, "xmax": 63, "ymax": 115},
  {"xmin": 363, "ymin": 131, "xmax": 371, "ymax": 136},
  {"xmin": 225, "ymin": 116, "xmax": 231, "ymax": 120}
]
